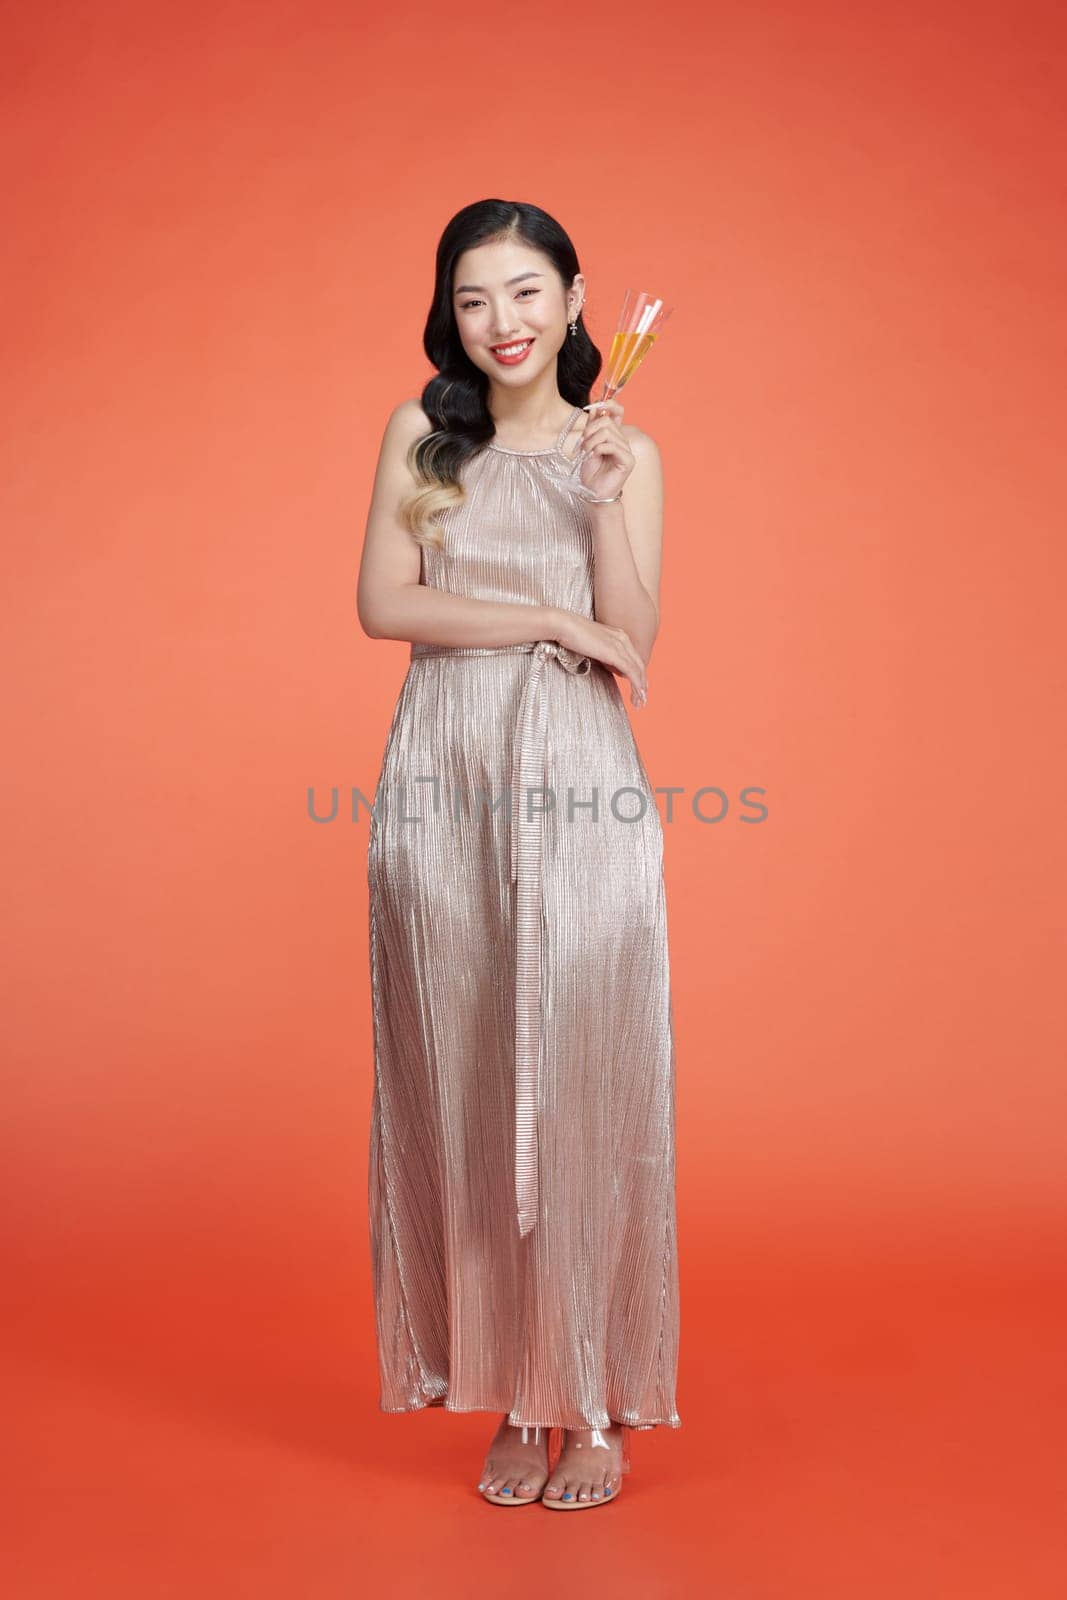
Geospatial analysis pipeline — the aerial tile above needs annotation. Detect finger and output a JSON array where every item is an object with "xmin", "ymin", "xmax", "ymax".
[
  {"xmin": 581, "ymin": 408, "xmax": 627, "ymax": 439},
  {"xmin": 616, "ymin": 646, "xmax": 644, "ymax": 691},
  {"xmin": 582, "ymin": 431, "xmax": 630, "ymax": 459},
  {"xmin": 584, "ymin": 442, "xmax": 627, "ymax": 467},
  {"xmin": 582, "ymin": 425, "xmax": 624, "ymax": 449},
  {"xmin": 628, "ymin": 654, "xmax": 648, "ymax": 697},
  {"xmin": 580, "ymin": 418, "xmax": 612, "ymax": 444},
  {"xmin": 579, "ymin": 425, "xmax": 630, "ymax": 451}
]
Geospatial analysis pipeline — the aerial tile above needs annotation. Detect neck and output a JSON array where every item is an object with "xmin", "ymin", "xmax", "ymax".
[{"xmin": 487, "ymin": 365, "xmax": 572, "ymax": 435}]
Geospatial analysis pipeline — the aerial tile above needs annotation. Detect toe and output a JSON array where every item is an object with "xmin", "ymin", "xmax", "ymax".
[
  {"xmin": 577, "ymin": 1480, "xmax": 593, "ymax": 1502},
  {"xmin": 543, "ymin": 1475, "xmax": 564, "ymax": 1498}
]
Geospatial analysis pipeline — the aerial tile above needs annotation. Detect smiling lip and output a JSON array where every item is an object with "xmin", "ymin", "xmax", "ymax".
[{"xmin": 489, "ymin": 338, "xmax": 535, "ymax": 364}]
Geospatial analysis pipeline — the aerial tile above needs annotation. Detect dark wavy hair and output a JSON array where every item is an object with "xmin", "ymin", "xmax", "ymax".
[{"xmin": 399, "ymin": 199, "xmax": 602, "ymax": 551}]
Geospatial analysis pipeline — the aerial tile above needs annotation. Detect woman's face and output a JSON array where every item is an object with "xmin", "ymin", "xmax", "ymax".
[{"xmin": 451, "ymin": 238, "xmax": 581, "ymax": 388}]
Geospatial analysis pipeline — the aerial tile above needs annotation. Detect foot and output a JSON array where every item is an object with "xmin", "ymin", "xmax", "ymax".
[
  {"xmin": 542, "ymin": 1422, "xmax": 626, "ymax": 1505},
  {"xmin": 477, "ymin": 1416, "xmax": 551, "ymax": 1503}
]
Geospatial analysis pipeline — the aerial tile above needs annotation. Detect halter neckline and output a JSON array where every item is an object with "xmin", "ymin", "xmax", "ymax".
[{"xmin": 487, "ymin": 405, "xmax": 582, "ymax": 457}]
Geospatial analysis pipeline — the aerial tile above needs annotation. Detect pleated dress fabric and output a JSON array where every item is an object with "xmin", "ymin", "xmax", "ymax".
[{"xmin": 367, "ymin": 405, "xmax": 681, "ymax": 1432}]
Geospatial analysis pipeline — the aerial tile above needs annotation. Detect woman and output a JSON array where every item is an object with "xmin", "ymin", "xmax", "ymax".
[{"xmin": 357, "ymin": 198, "xmax": 680, "ymax": 1510}]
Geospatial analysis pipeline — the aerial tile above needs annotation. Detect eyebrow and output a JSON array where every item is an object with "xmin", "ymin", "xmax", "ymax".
[{"xmin": 454, "ymin": 272, "xmax": 544, "ymax": 295}]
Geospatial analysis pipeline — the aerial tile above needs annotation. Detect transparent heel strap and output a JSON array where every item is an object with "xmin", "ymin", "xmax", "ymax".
[{"xmin": 567, "ymin": 1424, "xmax": 632, "ymax": 1474}]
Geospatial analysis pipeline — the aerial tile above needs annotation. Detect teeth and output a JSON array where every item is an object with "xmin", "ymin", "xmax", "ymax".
[{"xmin": 493, "ymin": 341, "xmax": 531, "ymax": 357}]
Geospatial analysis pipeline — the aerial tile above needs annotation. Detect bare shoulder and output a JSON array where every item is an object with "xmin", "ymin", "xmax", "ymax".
[
  {"xmin": 622, "ymin": 421, "xmax": 660, "ymax": 457},
  {"xmin": 387, "ymin": 396, "xmax": 435, "ymax": 447},
  {"xmin": 366, "ymin": 399, "xmax": 436, "ymax": 505},
  {"xmin": 371, "ymin": 398, "xmax": 435, "ymax": 491},
  {"xmin": 622, "ymin": 424, "xmax": 663, "ymax": 484}
]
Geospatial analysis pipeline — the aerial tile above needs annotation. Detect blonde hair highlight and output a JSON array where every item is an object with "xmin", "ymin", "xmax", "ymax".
[{"xmin": 397, "ymin": 423, "xmax": 465, "ymax": 554}]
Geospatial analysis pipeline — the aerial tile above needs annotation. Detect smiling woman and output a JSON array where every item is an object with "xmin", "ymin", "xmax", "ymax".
[{"xmin": 357, "ymin": 197, "xmax": 679, "ymax": 1511}]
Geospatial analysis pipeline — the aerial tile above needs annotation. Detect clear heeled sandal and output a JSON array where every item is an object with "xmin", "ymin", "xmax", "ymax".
[
  {"xmin": 478, "ymin": 1422, "xmax": 552, "ymax": 1507},
  {"xmin": 541, "ymin": 1422, "xmax": 632, "ymax": 1511}
]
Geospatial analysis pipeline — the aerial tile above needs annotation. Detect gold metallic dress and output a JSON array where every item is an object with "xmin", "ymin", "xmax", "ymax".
[{"xmin": 367, "ymin": 405, "xmax": 681, "ymax": 1432}]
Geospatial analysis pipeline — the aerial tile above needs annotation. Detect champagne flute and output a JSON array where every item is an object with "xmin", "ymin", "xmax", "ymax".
[{"xmin": 545, "ymin": 288, "xmax": 673, "ymax": 499}]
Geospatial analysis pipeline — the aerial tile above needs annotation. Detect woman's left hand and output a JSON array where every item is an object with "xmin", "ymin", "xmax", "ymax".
[{"xmin": 578, "ymin": 398, "xmax": 635, "ymax": 501}]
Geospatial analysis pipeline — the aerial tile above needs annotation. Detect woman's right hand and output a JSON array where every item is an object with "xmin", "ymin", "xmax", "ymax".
[{"xmin": 553, "ymin": 612, "xmax": 648, "ymax": 709}]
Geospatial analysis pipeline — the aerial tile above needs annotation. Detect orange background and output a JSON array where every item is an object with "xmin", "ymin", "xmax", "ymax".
[{"xmin": 3, "ymin": 1, "xmax": 1064, "ymax": 1595}]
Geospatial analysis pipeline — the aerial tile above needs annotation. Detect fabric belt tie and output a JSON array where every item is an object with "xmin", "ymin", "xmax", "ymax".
[{"xmin": 410, "ymin": 638, "xmax": 593, "ymax": 1237}]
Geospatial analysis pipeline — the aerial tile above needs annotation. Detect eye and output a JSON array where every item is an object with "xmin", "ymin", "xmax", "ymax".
[{"xmin": 459, "ymin": 288, "xmax": 540, "ymax": 310}]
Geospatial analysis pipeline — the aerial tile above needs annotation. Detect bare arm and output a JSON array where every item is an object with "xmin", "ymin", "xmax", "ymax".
[
  {"xmin": 588, "ymin": 427, "xmax": 664, "ymax": 668},
  {"xmin": 356, "ymin": 400, "xmax": 562, "ymax": 647}
]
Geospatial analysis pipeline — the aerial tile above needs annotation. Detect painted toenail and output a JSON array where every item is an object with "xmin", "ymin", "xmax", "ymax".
[
  {"xmin": 605, "ymin": 1486, "xmax": 612, "ymax": 1495},
  {"xmin": 563, "ymin": 1492, "xmax": 573, "ymax": 1500},
  {"xmin": 502, "ymin": 1487, "xmax": 511, "ymax": 1494}
]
